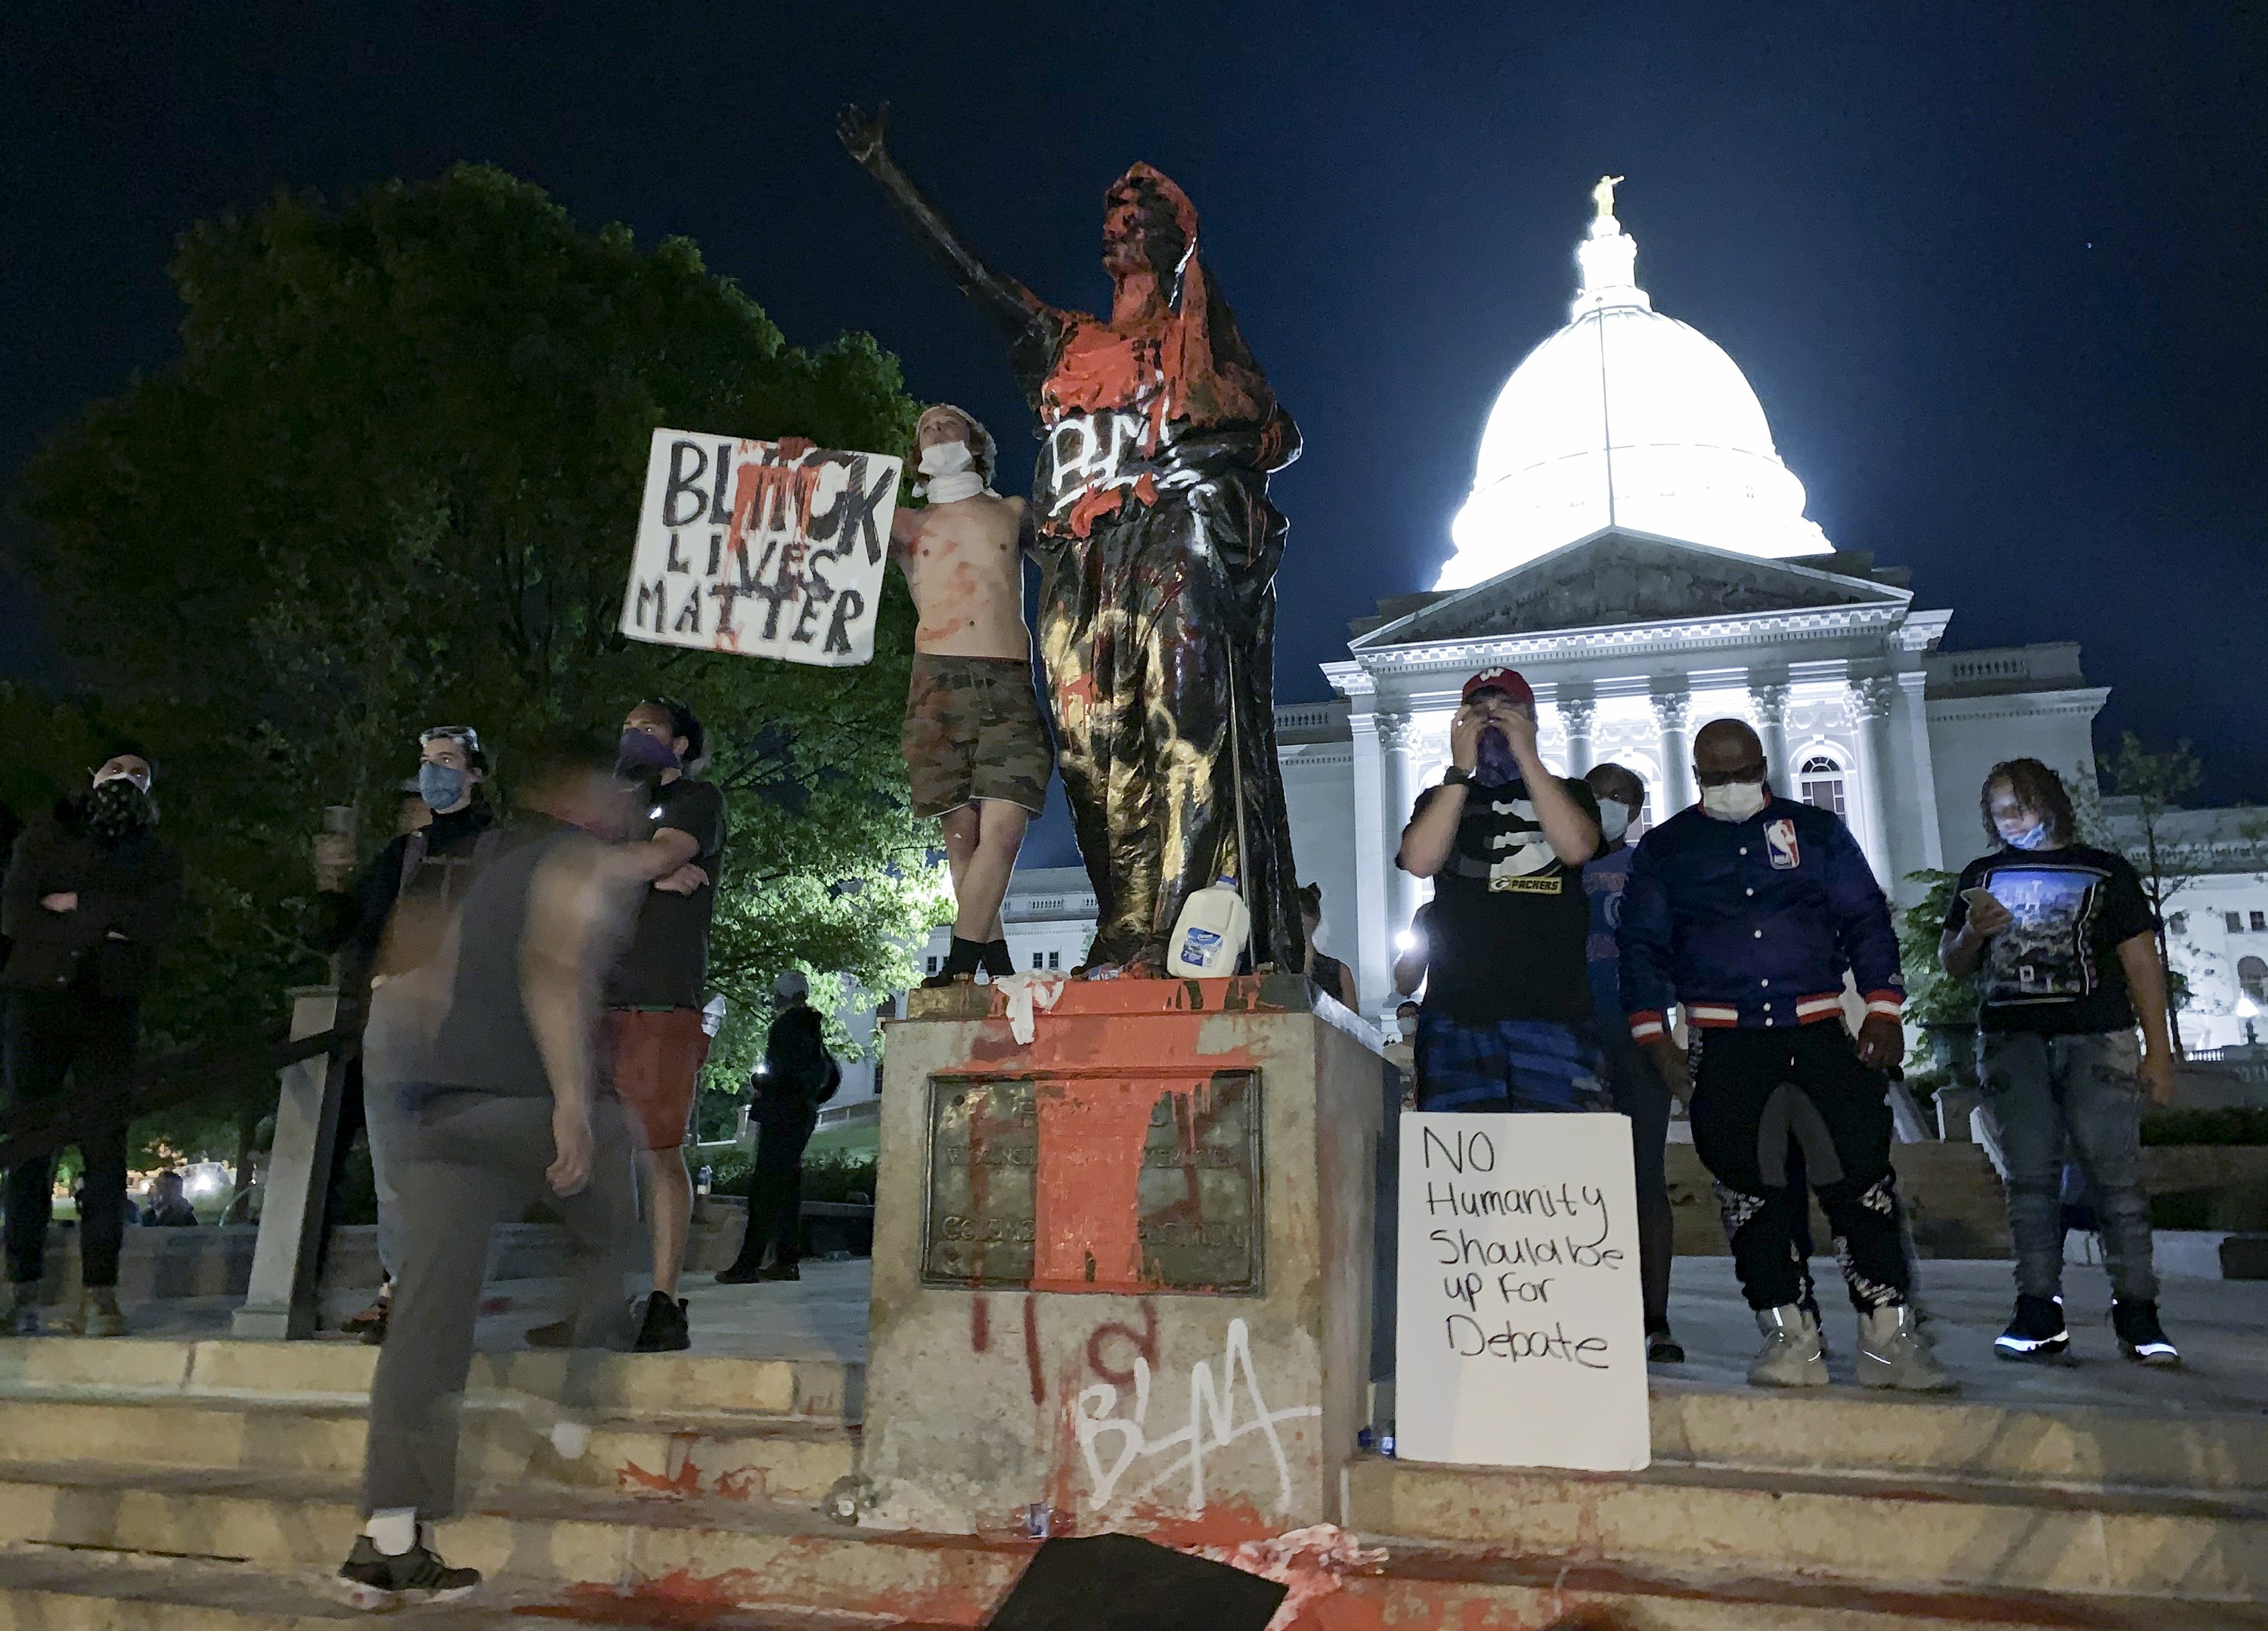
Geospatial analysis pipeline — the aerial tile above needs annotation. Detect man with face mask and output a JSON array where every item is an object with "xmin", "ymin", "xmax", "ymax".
[
  {"xmin": 314, "ymin": 726, "xmax": 502, "ymax": 1342},
  {"xmin": 580, "ymin": 698, "xmax": 729, "ymax": 1353},
  {"xmin": 1941, "ymin": 758, "xmax": 2180, "ymax": 1367},
  {"xmin": 0, "ymin": 744, "xmax": 182, "ymax": 1337},
  {"xmin": 1619, "ymin": 719, "xmax": 1947, "ymax": 1392},
  {"xmin": 1396, "ymin": 669, "xmax": 1607, "ymax": 1115},
  {"xmin": 888, "ymin": 404, "xmax": 1052, "ymax": 985},
  {"xmin": 1580, "ymin": 763, "xmax": 1681, "ymax": 1363}
]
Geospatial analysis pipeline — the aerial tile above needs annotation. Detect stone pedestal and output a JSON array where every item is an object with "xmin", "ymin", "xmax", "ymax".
[{"xmin": 857, "ymin": 974, "xmax": 1387, "ymax": 1540}]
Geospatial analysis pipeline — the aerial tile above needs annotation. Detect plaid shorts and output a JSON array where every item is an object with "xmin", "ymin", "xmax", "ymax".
[{"xmin": 1414, "ymin": 1010, "xmax": 1612, "ymax": 1113}]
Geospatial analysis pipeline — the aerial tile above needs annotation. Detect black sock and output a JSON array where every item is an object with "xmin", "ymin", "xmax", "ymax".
[
  {"xmin": 981, "ymin": 939, "xmax": 1015, "ymax": 977},
  {"xmin": 943, "ymin": 935, "xmax": 984, "ymax": 977}
]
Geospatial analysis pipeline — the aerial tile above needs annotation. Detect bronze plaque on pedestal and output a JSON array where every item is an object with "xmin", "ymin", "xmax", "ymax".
[{"xmin": 921, "ymin": 1073, "xmax": 1263, "ymax": 1293}]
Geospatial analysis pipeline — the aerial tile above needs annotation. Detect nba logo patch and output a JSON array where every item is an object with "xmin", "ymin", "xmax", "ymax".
[{"xmin": 1765, "ymin": 819, "xmax": 1801, "ymax": 869}]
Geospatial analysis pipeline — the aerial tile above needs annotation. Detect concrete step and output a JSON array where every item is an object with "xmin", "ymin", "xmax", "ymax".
[
  {"xmin": 1347, "ymin": 1451, "xmax": 2268, "ymax": 1602},
  {"xmin": 0, "ymin": 1336, "xmax": 861, "ymax": 1420},
  {"xmin": 0, "ymin": 1546, "xmax": 944, "ymax": 1629},
  {"xmin": 0, "ymin": 1481, "xmax": 2263, "ymax": 1631},
  {"xmin": 0, "ymin": 1386, "xmax": 857, "ymax": 1499},
  {"xmin": 1649, "ymin": 1378, "xmax": 2268, "ymax": 1493}
]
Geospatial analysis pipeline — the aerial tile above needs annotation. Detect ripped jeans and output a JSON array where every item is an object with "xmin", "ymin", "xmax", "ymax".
[{"xmin": 1980, "ymin": 1029, "xmax": 2158, "ymax": 1304}]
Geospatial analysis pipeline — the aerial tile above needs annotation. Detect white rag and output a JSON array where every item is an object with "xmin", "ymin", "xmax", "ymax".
[{"xmin": 993, "ymin": 971, "xmax": 1066, "ymax": 1045}]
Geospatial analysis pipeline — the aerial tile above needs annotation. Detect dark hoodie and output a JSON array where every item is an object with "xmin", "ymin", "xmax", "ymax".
[{"xmin": 0, "ymin": 794, "xmax": 183, "ymax": 998}]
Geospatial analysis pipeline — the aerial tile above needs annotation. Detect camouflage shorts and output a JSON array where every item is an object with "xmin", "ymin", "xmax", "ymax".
[{"xmin": 902, "ymin": 653, "xmax": 1054, "ymax": 818}]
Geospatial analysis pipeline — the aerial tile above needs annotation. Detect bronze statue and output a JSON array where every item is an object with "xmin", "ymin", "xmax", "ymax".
[{"xmin": 841, "ymin": 106, "xmax": 1305, "ymax": 977}]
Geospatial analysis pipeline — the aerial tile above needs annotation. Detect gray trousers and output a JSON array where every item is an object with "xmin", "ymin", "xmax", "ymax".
[
  {"xmin": 1980, "ymin": 1029, "xmax": 2158, "ymax": 1304},
  {"xmin": 361, "ymin": 1090, "xmax": 634, "ymax": 1518}
]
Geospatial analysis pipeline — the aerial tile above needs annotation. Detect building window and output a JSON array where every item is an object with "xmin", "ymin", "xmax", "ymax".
[
  {"xmin": 2168, "ymin": 912, "xmax": 2188, "ymax": 936},
  {"xmin": 1048, "ymin": 951, "xmax": 1061, "ymax": 970},
  {"xmin": 1032, "ymin": 952, "xmax": 1045, "ymax": 970},
  {"xmin": 2255, "ymin": 911, "xmax": 2268, "ymax": 933},
  {"xmin": 1797, "ymin": 756, "xmax": 1846, "ymax": 819},
  {"xmin": 925, "ymin": 955, "xmax": 939, "ymax": 973},
  {"xmin": 2242, "ymin": 957, "xmax": 2268, "ymax": 1004},
  {"xmin": 2230, "ymin": 912, "xmax": 2247, "ymax": 933}
]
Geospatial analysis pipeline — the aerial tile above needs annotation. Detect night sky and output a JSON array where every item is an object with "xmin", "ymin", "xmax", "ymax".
[{"xmin": 6, "ymin": 5, "xmax": 2263, "ymax": 867}]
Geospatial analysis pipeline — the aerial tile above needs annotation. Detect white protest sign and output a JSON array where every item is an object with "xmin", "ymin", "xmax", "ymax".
[
  {"xmin": 1394, "ymin": 1112, "xmax": 1650, "ymax": 1471},
  {"xmin": 620, "ymin": 428, "xmax": 901, "ymax": 667}
]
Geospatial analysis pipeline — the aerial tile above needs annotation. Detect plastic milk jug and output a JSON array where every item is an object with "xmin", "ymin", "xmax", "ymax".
[{"xmin": 1168, "ymin": 875, "xmax": 1250, "ymax": 977}]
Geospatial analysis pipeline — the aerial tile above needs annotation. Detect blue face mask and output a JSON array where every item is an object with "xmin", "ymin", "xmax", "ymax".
[
  {"xmin": 616, "ymin": 729, "xmax": 680, "ymax": 778},
  {"xmin": 2005, "ymin": 821, "xmax": 2050, "ymax": 851},
  {"xmin": 418, "ymin": 763, "xmax": 468, "ymax": 812}
]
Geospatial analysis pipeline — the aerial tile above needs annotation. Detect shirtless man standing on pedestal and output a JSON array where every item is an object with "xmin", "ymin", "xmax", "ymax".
[{"xmin": 892, "ymin": 404, "xmax": 1054, "ymax": 986}]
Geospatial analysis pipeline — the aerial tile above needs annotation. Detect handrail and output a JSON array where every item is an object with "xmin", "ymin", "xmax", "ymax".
[{"xmin": 0, "ymin": 1025, "xmax": 352, "ymax": 1175}]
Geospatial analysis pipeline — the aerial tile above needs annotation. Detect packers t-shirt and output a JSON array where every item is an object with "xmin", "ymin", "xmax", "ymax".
[
  {"xmin": 1407, "ymin": 775, "xmax": 1600, "ymax": 1025},
  {"xmin": 1941, "ymin": 843, "xmax": 2155, "ymax": 1035}
]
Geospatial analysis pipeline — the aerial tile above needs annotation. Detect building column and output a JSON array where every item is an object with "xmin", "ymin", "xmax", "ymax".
[
  {"xmin": 1651, "ymin": 690, "xmax": 1693, "ymax": 813},
  {"xmin": 1348, "ymin": 707, "xmax": 1389, "ymax": 1014},
  {"xmin": 1897, "ymin": 671, "xmax": 1944, "ymax": 877},
  {"xmin": 1848, "ymin": 676, "xmax": 1898, "ymax": 885},
  {"xmin": 1377, "ymin": 713, "xmax": 1422, "ymax": 956},
  {"xmin": 1751, "ymin": 681, "xmax": 1792, "ymax": 792},
  {"xmin": 1558, "ymin": 695, "xmax": 1595, "ymax": 778}
]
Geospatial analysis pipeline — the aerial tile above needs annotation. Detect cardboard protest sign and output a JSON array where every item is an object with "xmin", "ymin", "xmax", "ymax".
[
  {"xmin": 620, "ymin": 429, "xmax": 901, "ymax": 667},
  {"xmin": 1393, "ymin": 1112, "xmax": 1650, "ymax": 1471}
]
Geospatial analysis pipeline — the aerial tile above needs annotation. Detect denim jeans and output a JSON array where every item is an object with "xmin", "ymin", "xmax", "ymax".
[{"xmin": 1979, "ymin": 1029, "xmax": 2157, "ymax": 1303}]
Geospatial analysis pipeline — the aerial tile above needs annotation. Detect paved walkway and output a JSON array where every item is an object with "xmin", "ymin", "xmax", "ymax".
[{"xmin": 101, "ymin": 1255, "xmax": 2267, "ymax": 1418}]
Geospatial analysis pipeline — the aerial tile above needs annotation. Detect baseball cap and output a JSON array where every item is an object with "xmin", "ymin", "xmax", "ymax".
[{"xmin": 1461, "ymin": 667, "xmax": 1535, "ymax": 709}]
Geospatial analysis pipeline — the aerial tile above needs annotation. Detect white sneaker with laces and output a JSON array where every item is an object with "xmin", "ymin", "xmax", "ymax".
[{"xmin": 1857, "ymin": 1303, "xmax": 1957, "ymax": 1392}]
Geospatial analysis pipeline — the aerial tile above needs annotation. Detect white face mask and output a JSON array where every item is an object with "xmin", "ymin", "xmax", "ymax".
[
  {"xmin": 1699, "ymin": 780, "xmax": 1769, "ymax": 822},
  {"xmin": 916, "ymin": 439, "xmax": 991, "ymax": 503},
  {"xmin": 1597, "ymin": 799, "xmax": 1634, "ymax": 843}
]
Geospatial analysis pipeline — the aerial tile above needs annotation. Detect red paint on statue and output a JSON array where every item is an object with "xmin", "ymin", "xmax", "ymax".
[
  {"xmin": 969, "ymin": 1292, "xmax": 990, "ymax": 1354},
  {"xmin": 1021, "ymin": 1293, "xmax": 1045, "ymax": 1406},
  {"xmin": 1030, "ymin": 1078, "xmax": 1167, "ymax": 1289}
]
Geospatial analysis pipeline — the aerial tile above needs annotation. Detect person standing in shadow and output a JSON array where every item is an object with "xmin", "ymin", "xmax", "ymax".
[{"xmin": 718, "ymin": 971, "xmax": 836, "ymax": 1285}]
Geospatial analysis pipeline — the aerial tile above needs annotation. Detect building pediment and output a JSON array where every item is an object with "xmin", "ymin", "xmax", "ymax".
[{"xmin": 1350, "ymin": 528, "xmax": 1910, "ymax": 650}]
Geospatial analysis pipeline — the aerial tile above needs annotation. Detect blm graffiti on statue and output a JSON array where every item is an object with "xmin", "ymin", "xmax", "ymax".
[{"xmin": 620, "ymin": 429, "xmax": 902, "ymax": 667}]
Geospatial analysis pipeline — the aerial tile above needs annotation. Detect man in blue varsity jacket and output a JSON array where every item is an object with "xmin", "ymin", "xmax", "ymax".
[{"xmin": 1620, "ymin": 719, "xmax": 1951, "ymax": 1393}]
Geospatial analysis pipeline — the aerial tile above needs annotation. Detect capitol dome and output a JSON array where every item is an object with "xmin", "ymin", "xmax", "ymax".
[{"xmin": 1434, "ymin": 183, "xmax": 1831, "ymax": 590}]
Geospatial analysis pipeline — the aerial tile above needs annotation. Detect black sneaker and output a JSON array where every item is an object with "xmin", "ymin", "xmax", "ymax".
[
  {"xmin": 334, "ymin": 1534, "xmax": 480, "ymax": 1610},
  {"xmin": 633, "ymin": 1290, "xmax": 690, "ymax": 1353},
  {"xmin": 1645, "ymin": 1320, "xmax": 1685, "ymax": 1363},
  {"xmin": 2112, "ymin": 1298, "xmax": 2181, "ymax": 1367},
  {"xmin": 1994, "ymin": 1294, "xmax": 2070, "ymax": 1362},
  {"xmin": 755, "ymin": 1261, "xmax": 801, "ymax": 1282}
]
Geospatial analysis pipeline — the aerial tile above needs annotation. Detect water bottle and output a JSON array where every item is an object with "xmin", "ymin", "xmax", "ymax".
[{"xmin": 1168, "ymin": 875, "xmax": 1250, "ymax": 977}]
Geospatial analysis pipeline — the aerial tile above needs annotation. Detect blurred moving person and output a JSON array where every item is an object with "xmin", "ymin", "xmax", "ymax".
[
  {"xmin": 143, "ymin": 1169, "xmax": 200, "ymax": 1227},
  {"xmin": 336, "ymin": 738, "xmax": 643, "ymax": 1611}
]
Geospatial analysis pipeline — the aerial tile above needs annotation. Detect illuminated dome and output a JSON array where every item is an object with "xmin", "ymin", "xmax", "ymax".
[{"xmin": 1435, "ymin": 182, "xmax": 1830, "ymax": 590}]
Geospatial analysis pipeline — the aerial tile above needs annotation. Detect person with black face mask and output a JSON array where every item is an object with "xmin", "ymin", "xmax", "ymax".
[
  {"xmin": 1396, "ymin": 668, "xmax": 1606, "ymax": 1115},
  {"xmin": 314, "ymin": 726, "xmax": 503, "ymax": 1343},
  {"xmin": 0, "ymin": 744, "xmax": 182, "ymax": 1338}
]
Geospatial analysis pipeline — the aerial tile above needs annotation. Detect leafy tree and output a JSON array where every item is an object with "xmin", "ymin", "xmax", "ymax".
[
  {"xmin": 1897, "ymin": 868, "xmax": 1977, "ymax": 1029},
  {"xmin": 8, "ymin": 166, "xmax": 946, "ymax": 1151}
]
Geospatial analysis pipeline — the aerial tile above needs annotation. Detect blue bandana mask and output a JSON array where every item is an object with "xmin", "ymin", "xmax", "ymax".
[
  {"xmin": 417, "ymin": 763, "xmax": 468, "ymax": 812},
  {"xmin": 1473, "ymin": 726, "xmax": 1519, "ymax": 788}
]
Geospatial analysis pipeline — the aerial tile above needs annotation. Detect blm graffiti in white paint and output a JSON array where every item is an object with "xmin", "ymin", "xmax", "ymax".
[{"xmin": 620, "ymin": 428, "xmax": 901, "ymax": 667}]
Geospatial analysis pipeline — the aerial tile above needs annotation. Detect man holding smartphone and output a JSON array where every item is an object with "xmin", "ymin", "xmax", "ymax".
[{"xmin": 1941, "ymin": 758, "xmax": 2180, "ymax": 1367}]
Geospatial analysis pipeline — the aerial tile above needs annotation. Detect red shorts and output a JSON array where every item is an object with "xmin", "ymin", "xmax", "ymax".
[{"xmin": 604, "ymin": 1007, "xmax": 711, "ymax": 1152}]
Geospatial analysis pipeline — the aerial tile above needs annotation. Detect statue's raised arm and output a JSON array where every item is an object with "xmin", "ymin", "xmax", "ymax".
[{"xmin": 838, "ymin": 104, "xmax": 1045, "ymax": 348}]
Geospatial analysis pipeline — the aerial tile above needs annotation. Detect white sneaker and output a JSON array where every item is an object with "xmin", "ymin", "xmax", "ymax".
[
  {"xmin": 1857, "ymin": 1303, "xmax": 1957, "ymax": 1392},
  {"xmin": 1748, "ymin": 1304, "xmax": 1827, "ymax": 1388}
]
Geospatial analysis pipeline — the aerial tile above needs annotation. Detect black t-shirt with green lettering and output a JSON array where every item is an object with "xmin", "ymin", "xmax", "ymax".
[
  {"xmin": 1408, "ymin": 775, "xmax": 1600, "ymax": 1026},
  {"xmin": 1941, "ymin": 843, "xmax": 2155, "ymax": 1035}
]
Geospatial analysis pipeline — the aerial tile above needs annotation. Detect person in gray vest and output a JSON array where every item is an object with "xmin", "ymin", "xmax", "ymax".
[
  {"xmin": 336, "ymin": 737, "xmax": 644, "ymax": 1610},
  {"xmin": 315, "ymin": 726, "xmax": 503, "ymax": 1344}
]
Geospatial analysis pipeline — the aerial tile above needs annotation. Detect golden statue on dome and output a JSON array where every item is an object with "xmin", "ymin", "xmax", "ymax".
[{"xmin": 1591, "ymin": 174, "xmax": 1625, "ymax": 227}]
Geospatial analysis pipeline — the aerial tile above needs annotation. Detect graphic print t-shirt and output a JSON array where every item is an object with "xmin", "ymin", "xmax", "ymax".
[
  {"xmin": 604, "ymin": 777, "xmax": 729, "ymax": 1010},
  {"xmin": 1941, "ymin": 843, "xmax": 2155, "ymax": 1035},
  {"xmin": 1407, "ymin": 775, "xmax": 1600, "ymax": 1025}
]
